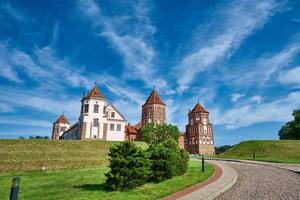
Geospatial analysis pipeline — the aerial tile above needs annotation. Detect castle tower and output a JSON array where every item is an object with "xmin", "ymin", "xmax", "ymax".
[
  {"xmin": 78, "ymin": 84, "xmax": 126, "ymax": 140},
  {"xmin": 141, "ymin": 89, "xmax": 166, "ymax": 126},
  {"xmin": 52, "ymin": 114, "xmax": 70, "ymax": 140},
  {"xmin": 185, "ymin": 103, "xmax": 215, "ymax": 155}
]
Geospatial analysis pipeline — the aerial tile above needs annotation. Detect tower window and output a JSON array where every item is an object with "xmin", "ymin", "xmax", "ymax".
[
  {"xmin": 93, "ymin": 119, "xmax": 99, "ymax": 127},
  {"xmin": 111, "ymin": 112, "xmax": 115, "ymax": 118},
  {"xmin": 110, "ymin": 124, "xmax": 114, "ymax": 131},
  {"xmin": 117, "ymin": 124, "xmax": 121, "ymax": 131},
  {"xmin": 103, "ymin": 106, "xmax": 106, "ymax": 114},
  {"xmin": 60, "ymin": 127, "xmax": 66, "ymax": 132},
  {"xmin": 94, "ymin": 105, "xmax": 99, "ymax": 113},
  {"xmin": 84, "ymin": 104, "xmax": 89, "ymax": 113}
]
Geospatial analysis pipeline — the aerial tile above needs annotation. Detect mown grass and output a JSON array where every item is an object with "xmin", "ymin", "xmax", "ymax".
[
  {"xmin": 0, "ymin": 161, "xmax": 214, "ymax": 200},
  {"xmin": 0, "ymin": 139, "xmax": 147, "ymax": 173},
  {"xmin": 218, "ymin": 140, "xmax": 300, "ymax": 163}
]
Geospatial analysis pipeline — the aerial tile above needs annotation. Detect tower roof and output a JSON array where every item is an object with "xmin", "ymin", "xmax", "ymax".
[
  {"xmin": 87, "ymin": 85, "xmax": 104, "ymax": 99},
  {"xmin": 142, "ymin": 89, "xmax": 165, "ymax": 106},
  {"xmin": 55, "ymin": 114, "xmax": 70, "ymax": 124},
  {"xmin": 190, "ymin": 103, "xmax": 209, "ymax": 113}
]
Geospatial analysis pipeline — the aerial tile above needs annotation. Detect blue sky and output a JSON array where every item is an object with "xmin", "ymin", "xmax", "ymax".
[{"xmin": 0, "ymin": 0, "xmax": 300, "ymax": 146}]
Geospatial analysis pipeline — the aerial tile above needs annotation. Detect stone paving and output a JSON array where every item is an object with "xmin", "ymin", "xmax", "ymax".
[
  {"xmin": 215, "ymin": 161, "xmax": 300, "ymax": 200},
  {"xmin": 177, "ymin": 161, "xmax": 237, "ymax": 200}
]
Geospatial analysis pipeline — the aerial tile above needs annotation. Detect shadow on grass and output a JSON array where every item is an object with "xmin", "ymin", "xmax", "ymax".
[{"xmin": 74, "ymin": 183, "xmax": 110, "ymax": 191}]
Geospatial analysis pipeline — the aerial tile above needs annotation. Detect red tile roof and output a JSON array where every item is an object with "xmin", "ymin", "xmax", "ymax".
[
  {"xmin": 126, "ymin": 122, "xmax": 141, "ymax": 134},
  {"xmin": 142, "ymin": 89, "xmax": 165, "ymax": 106},
  {"xmin": 56, "ymin": 114, "xmax": 70, "ymax": 124},
  {"xmin": 190, "ymin": 103, "xmax": 209, "ymax": 113},
  {"xmin": 88, "ymin": 85, "xmax": 104, "ymax": 98}
]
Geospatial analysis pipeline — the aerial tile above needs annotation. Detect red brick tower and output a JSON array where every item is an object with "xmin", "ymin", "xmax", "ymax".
[
  {"xmin": 141, "ymin": 89, "xmax": 166, "ymax": 126},
  {"xmin": 185, "ymin": 103, "xmax": 215, "ymax": 155}
]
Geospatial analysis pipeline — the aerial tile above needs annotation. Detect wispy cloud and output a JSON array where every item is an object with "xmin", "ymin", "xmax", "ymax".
[
  {"xmin": 174, "ymin": 0, "xmax": 280, "ymax": 92},
  {"xmin": 277, "ymin": 65, "xmax": 300, "ymax": 88},
  {"xmin": 0, "ymin": 2, "xmax": 27, "ymax": 22},
  {"xmin": 77, "ymin": 0, "xmax": 166, "ymax": 88},
  {"xmin": 213, "ymin": 92, "xmax": 300, "ymax": 129},
  {"xmin": 231, "ymin": 93, "xmax": 245, "ymax": 102},
  {"xmin": 226, "ymin": 35, "xmax": 300, "ymax": 86},
  {"xmin": 0, "ymin": 117, "xmax": 51, "ymax": 127}
]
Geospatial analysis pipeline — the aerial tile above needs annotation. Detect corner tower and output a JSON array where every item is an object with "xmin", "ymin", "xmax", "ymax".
[
  {"xmin": 141, "ymin": 89, "xmax": 166, "ymax": 126},
  {"xmin": 52, "ymin": 114, "xmax": 70, "ymax": 140},
  {"xmin": 185, "ymin": 103, "xmax": 215, "ymax": 155}
]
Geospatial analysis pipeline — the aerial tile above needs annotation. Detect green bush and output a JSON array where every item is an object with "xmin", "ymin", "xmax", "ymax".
[
  {"xmin": 141, "ymin": 123, "xmax": 180, "ymax": 144},
  {"xmin": 105, "ymin": 142, "xmax": 150, "ymax": 190},
  {"xmin": 179, "ymin": 149, "xmax": 189, "ymax": 175},
  {"xmin": 148, "ymin": 139, "xmax": 189, "ymax": 182}
]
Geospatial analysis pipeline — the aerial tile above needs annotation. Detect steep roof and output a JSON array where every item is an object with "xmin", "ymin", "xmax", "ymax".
[
  {"xmin": 190, "ymin": 103, "xmax": 209, "ymax": 113},
  {"xmin": 55, "ymin": 114, "xmax": 70, "ymax": 124},
  {"xmin": 142, "ymin": 89, "xmax": 165, "ymax": 106},
  {"xmin": 126, "ymin": 122, "xmax": 141, "ymax": 134},
  {"xmin": 87, "ymin": 85, "xmax": 105, "ymax": 99}
]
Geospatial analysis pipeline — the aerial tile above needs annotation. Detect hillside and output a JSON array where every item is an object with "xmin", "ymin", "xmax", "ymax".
[
  {"xmin": 219, "ymin": 140, "xmax": 300, "ymax": 163},
  {"xmin": 0, "ymin": 139, "xmax": 147, "ymax": 173}
]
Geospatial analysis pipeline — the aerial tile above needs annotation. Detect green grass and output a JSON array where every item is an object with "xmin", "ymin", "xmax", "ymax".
[
  {"xmin": 0, "ymin": 161, "xmax": 214, "ymax": 200},
  {"xmin": 0, "ymin": 139, "xmax": 147, "ymax": 173},
  {"xmin": 218, "ymin": 140, "xmax": 300, "ymax": 163}
]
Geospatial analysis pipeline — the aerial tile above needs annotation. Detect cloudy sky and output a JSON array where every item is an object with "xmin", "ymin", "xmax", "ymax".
[{"xmin": 0, "ymin": 0, "xmax": 299, "ymax": 146}]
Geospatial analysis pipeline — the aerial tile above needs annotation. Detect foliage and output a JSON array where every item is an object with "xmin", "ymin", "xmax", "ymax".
[
  {"xmin": 178, "ymin": 149, "xmax": 189, "ymax": 175},
  {"xmin": 29, "ymin": 135, "xmax": 49, "ymax": 139},
  {"xmin": 105, "ymin": 142, "xmax": 150, "ymax": 190},
  {"xmin": 215, "ymin": 145, "xmax": 235, "ymax": 154},
  {"xmin": 148, "ymin": 139, "xmax": 189, "ymax": 182},
  {"xmin": 279, "ymin": 110, "xmax": 300, "ymax": 140},
  {"xmin": 141, "ymin": 123, "xmax": 180, "ymax": 144}
]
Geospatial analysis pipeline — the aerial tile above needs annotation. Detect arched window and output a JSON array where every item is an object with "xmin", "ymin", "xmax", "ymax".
[
  {"xmin": 93, "ymin": 118, "xmax": 99, "ymax": 127},
  {"xmin": 93, "ymin": 105, "xmax": 99, "ymax": 113}
]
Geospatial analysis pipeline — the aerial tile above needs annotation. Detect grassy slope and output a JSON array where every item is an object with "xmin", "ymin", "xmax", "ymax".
[
  {"xmin": 219, "ymin": 140, "xmax": 300, "ymax": 163},
  {"xmin": 0, "ymin": 161, "xmax": 214, "ymax": 200},
  {"xmin": 0, "ymin": 139, "xmax": 147, "ymax": 173}
]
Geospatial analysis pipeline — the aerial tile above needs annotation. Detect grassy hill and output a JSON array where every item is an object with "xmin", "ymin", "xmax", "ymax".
[
  {"xmin": 219, "ymin": 140, "xmax": 300, "ymax": 163},
  {"xmin": 0, "ymin": 139, "xmax": 147, "ymax": 173}
]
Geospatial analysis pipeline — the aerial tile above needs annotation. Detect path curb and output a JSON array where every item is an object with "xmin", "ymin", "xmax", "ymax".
[
  {"xmin": 207, "ymin": 158, "xmax": 300, "ymax": 173},
  {"xmin": 162, "ymin": 161, "xmax": 237, "ymax": 200}
]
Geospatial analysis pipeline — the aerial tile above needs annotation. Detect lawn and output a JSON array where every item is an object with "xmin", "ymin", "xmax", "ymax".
[
  {"xmin": 0, "ymin": 139, "xmax": 147, "ymax": 173},
  {"xmin": 217, "ymin": 140, "xmax": 300, "ymax": 163},
  {"xmin": 0, "ymin": 161, "xmax": 214, "ymax": 200}
]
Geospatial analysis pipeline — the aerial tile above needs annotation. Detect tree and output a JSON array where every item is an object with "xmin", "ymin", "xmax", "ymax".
[
  {"xmin": 105, "ymin": 142, "xmax": 150, "ymax": 190},
  {"xmin": 279, "ymin": 110, "xmax": 300, "ymax": 140},
  {"xmin": 141, "ymin": 123, "xmax": 180, "ymax": 144},
  {"xmin": 147, "ymin": 139, "xmax": 189, "ymax": 182}
]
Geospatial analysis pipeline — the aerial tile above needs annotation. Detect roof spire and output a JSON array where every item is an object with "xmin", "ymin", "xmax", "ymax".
[{"xmin": 142, "ymin": 89, "xmax": 165, "ymax": 106}]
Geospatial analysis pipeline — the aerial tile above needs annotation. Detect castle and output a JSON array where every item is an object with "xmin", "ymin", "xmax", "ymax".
[{"xmin": 52, "ymin": 85, "xmax": 215, "ymax": 155}]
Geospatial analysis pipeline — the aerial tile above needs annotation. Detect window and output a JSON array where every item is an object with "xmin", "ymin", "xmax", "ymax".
[
  {"xmin": 93, "ymin": 105, "xmax": 99, "ymax": 113},
  {"xmin": 93, "ymin": 135, "xmax": 97, "ymax": 139},
  {"xmin": 117, "ymin": 124, "xmax": 121, "ymax": 131},
  {"xmin": 110, "ymin": 124, "xmax": 114, "ymax": 131},
  {"xmin": 111, "ymin": 112, "xmax": 115, "ymax": 118},
  {"xmin": 60, "ymin": 127, "xmax": 65, "ymax": 132},
  {"xmin": 103, "ymin": 106, "xmax": 106, "ymax": 114},
  {"xmin": 93, "ymin": 118, "xmax": 99, "ymax": 127},
  {"xmin": 84, "ymin": 104, "xmax": 89, "ymax": 113}
]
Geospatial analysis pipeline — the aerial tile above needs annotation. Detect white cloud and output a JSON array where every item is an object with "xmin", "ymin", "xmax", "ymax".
[
  {"xmin": 231, "ymin": 93, "xmax": 245, "ymax": 102},
  {"xmin": 175, "ymin": 0, "xmax": 280, "ymax": 92},
  {"xmin": 227, "ymin": 38, "xmax": 300, "ymax": 86},
  {"xmin": 213, "ymin": 92, "xmax": 300, "ymax": 129},
  {"xmin": 278, "ymin": 66, "xmax": 300, "ymax": 86},
  {"xmin": 78, "ymin": 0, "xmax": 166, "ymax": 88},
  {"xmin": 0, "ymin": 3, "xmax": 26, "ymax": 22}
]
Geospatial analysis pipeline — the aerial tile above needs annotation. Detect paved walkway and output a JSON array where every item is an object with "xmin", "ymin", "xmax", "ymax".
[
  {"xmin": 162, "ymin": 160, "xmax": 237, "ymax": 200},
  {"xmin": 208, "ymin": 158, "xmax": 300, "ymax": 173},
  {"xmin": 215, "ymin": 161, "xmax": 300, "ymax": 200}
]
